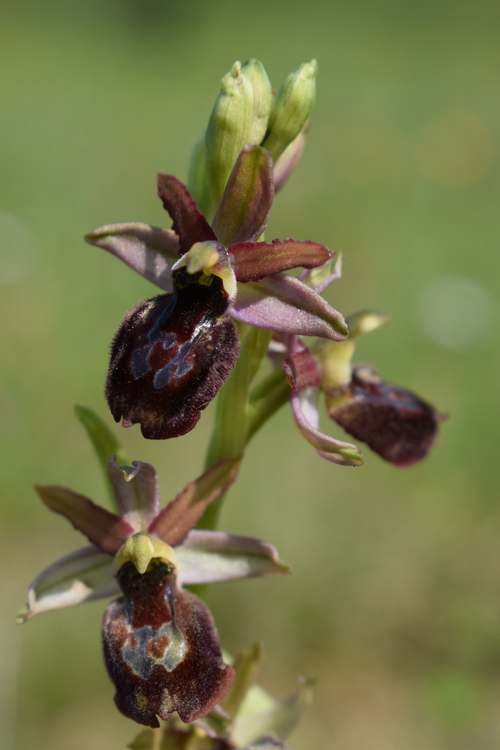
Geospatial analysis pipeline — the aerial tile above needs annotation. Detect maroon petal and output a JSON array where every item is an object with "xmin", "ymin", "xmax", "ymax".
[
  {"xmin": 149, "ymin": 457, "xmax": 241, "ymax": 546},
  {"xmin": 35, "ymin": 485, "xmax": 134, "ymax": 555},
  {"xmin": 212, "ymin": 145, "xmax": 274, "ymax": 246},
  {"xmin": 230, "ymin": 239, "xmax": 333, "ymax": 282},
  {"xmin": 326, "ymin": 365, "xmax": 442, "ymax": 467},
  {"xmin": 106, "ymin": 270, "xmax": 239, "ymax": 440},
  {"xmin": 157, "ymin": 174, "xmax": 216, "ymax": 255},
  {"xmin": 103, "ymin": 561, "xmax": 234, "ymax": 727},
  {"xmin": 283, "ymin": 345, "xmax": 322, "ymax": 390}
]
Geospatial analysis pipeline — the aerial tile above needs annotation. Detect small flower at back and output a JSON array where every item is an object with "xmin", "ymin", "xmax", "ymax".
[
  {"xmin": 278, "ymin": 265, "xmax": 445, "ymax": 467},
  {"xmin": 86, "ymin": 145, "xmax": 347, "ymax": 440},
  {"xmin": 17, "ymin": 456, "xmax": 289, "ymax": 727}
]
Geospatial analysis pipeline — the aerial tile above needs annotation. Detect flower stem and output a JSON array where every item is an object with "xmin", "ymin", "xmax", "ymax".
[{"xmin": 199, "ymin": 325, "xmax": 272, "ymax": 531}]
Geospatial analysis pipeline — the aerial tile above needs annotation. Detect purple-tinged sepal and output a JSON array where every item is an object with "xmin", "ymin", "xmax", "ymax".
[
  {"xmin": 103, "ymin": 545, "xmax": 234, "ymax": 727},
  {"xmin": 232, "ymin": 273, "xmax": 348, "ymax": 340},
  {"xmin": 325, "ymin": 365, "xmax": 443, "ymax": 467},
  {"xmin": 273, "ymin": 126, "xmax": 306, "ymax": 193},
  {"xmin": 176, "ymin": 530, "xmax": 290, "ymax": 586},
  {"xmin": 85, "ymin": 223, "xmax": 179, "ymax": 292},
  {"xmin": 106, "ymin": 266, "xmax": 239, "ymax": 439},
  {"xmin": 16, "ymin": 546, "xmax": 117, "ymax": 623}
]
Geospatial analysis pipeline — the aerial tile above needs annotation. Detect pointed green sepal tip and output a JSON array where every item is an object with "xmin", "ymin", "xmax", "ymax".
[
  {"xmin": 16, "ymin": 606, "xmax": 30, "ymax": 625},
  {"xmin": 345, "ymin": 310, "xmax": 390, "ymax": 338},
  {"xmin": 262, "ymin": 59, "xmax": 318, "ymax": 161},
  {"xmin": 113, "ymin": 533, "xmax": 179, "ymax": 575}
]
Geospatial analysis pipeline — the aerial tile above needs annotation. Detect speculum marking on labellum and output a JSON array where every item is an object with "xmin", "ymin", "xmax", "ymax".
[
  {"xmin": 103, "ymin": 560, "xmax": 234, "ymax": 727},
  {"xmin": 106, "ymin": 268, "xmax": 239, "ymax": 439}
]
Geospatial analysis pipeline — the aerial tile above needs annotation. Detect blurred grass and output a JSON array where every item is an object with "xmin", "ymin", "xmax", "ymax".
[{"xmin": 1, "ymin": 0, "xmax": 499, "ymax": 748}]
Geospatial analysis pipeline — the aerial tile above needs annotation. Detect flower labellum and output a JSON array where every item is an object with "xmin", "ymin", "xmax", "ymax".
[
  {"xmin": 107, "ymin": 266, "xmax": 239, "ymax": 439},
  {"xmin": 103, "ymin": 535, "xmax": 234, "ymax": 727},
  {"xmin": 325, "ymin": 365, "xmax": 442, "ymax": 467}
]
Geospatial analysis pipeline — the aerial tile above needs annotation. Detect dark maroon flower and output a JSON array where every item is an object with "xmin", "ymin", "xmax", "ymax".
[
  {"xmin": 103, "ymin": 558, "xmax": 234, "ymax": 726},
  {"xmin": 86, "ymin": 145, "xmax": 348, "ymax": 440},
  {"xmin": 106, "ymin": 268, "xmax": 239, "ymax": 440}
]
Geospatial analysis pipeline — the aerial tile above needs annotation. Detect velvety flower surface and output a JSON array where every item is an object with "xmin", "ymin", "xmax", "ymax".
[
  {"xmin": 18, "ymin": 456, "xmax": 289, "ymax": 728},
  {"xmin": 129, "ymin": 642, "xmax": 312, "ymax": 750},
  {"xmin": 86, "ymin": 145, "xmax": 348, "ymax": 440},
  {"xmin": 284, "ymin": 341, "xmax": 442, "ymax": 467}
]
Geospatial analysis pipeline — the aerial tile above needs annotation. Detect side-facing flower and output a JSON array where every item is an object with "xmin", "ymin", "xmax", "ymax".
[
  {"xmin": 17, "ymin": 456, "xmax": 289, "ymax": 728},
  {"xmin": 282, "ymin": 309, "xmax": 444, "ymax": 467},
  {"xmin": 86, "ymin": 145, "xmax": 347, "ymax": 440}
]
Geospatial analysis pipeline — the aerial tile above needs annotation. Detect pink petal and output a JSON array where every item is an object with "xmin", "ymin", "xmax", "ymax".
[{"xmin": 17, "ymin": 546, "xmax": 117, "ymax": 623}]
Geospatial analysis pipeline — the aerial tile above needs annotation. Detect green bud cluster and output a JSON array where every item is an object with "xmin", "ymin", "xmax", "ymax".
[{"xmin": 188, "ymin": 58, "xmax": 318, "ymax": 217}]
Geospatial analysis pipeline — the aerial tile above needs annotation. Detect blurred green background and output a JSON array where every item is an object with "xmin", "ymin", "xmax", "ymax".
[{"xmin": 1, "ymin": 0, "xmax": 499, "ymax": 748}]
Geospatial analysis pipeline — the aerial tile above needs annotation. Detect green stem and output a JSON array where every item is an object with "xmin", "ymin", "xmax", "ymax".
[
  {"xmin": 246, "ymin": 368, "xmax": 290, "ymax": 443},
  {"xmin": 199, "ymin": 325, "xmax": 272, "ymax": 531}
]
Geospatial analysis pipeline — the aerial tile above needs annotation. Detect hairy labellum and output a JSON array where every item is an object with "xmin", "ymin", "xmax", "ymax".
[
  {"xmin": 103, "ymin": 559, "xmax": 235, "ymax": 727},
  {"xmin": 106, "ymin": 268, "xmax": 239, "ymax": 439},
  {"xmin": 326, "ymin": 365, "xmax": 440, "ymax": 467}
]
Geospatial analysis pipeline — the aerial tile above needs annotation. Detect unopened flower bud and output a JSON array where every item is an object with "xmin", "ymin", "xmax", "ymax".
[
  {"xmin": 240, "ymin": 57, "xmax": 273, "ymax": 144},
  {"xmin": 262, "ymin": 59, "xmax": 317, "ymax": 161},
  {"xmin": 205, "ymin": 61, "xmax": 256, "ymax": 208}
]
